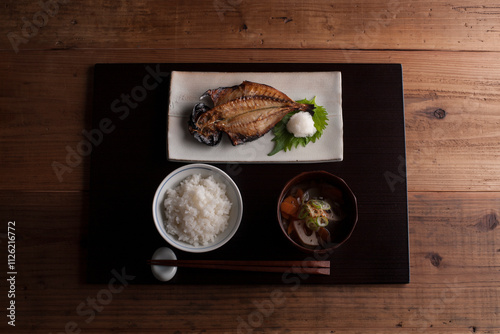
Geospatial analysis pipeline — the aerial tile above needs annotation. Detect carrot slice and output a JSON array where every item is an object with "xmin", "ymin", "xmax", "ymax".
[
  {"xmin": 284, "ymin": 195, "xmax": 299, "ymax": 206},
  {"xmin": 280, "ymin": 201, "xmax": 297, "ymax": 216},
  {"xmin": 280, "ymin": 196, "xmax": 299, "ymax": 217}
]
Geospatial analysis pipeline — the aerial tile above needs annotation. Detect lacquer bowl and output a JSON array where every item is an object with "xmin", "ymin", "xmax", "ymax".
[{"xmin": 277, "ymin": 171, "xmax": 358, "ymax": 254}]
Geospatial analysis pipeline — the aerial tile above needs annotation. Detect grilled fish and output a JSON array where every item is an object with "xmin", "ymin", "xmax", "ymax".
[
  {"xmin": 202, "ymin": 80, "xmax": 293, "ymax": 106},
  {"xmin": 188, "ymin": 81, "xmax": 313, "ymax": 146}
]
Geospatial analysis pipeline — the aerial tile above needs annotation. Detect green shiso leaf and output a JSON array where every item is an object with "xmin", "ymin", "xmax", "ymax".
[{"xmin": 268, "ymin": 97, "xmax": 328, "ymax": 156}]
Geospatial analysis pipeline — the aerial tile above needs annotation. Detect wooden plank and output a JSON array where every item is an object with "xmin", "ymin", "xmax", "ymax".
[
  {"xmin": 406, "ymin": 97, "xmax": 500, "ymax": 192},
  {"xmin": 0, "ymin": 188, "xmax": 498, "ymax": 332},
  {"xmin": 1, "ymin": 49, "xmax": 500, "ymax": 192},
  {"xmin": 2, "ymin": 0, "xmax": 500, "ymax": 52}
]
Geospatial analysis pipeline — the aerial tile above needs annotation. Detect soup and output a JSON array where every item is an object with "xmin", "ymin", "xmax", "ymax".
[{"xmin": 279, "ymin": 180, "xmax": 347, "ymax": 249}]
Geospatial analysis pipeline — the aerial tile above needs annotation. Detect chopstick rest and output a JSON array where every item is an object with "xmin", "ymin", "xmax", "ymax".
[{"xmin": 150, "ymin": 247, "xmax": 178, "ymax": 281}]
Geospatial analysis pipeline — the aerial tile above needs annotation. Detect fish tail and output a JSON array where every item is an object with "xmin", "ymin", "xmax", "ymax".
[{"xmin": 299, "ymin": 103, "xmax": 315, "ymax": 114}]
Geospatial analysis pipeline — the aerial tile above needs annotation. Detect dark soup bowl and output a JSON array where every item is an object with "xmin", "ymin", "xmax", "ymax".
[{"xmin": 277, "ymin": 171, "xmax": 358, "ymax": 255}]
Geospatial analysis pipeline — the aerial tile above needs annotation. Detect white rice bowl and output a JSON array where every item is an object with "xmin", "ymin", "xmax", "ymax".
[
  {"xmin": 164, "ymin": 174, "xmax": 231, "ymax": 246},
  {"xmin": 152, "ymin": 163, "xmax": 243, "ymax": 253}
]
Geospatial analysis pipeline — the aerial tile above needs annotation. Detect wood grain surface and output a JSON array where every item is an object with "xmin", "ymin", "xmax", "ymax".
[{"xmin": 1, "ymin": 0, "xmax": 499, "ymax": 333}]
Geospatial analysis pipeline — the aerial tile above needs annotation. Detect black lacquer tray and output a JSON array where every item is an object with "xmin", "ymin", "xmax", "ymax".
[{"xmin": 87, "ymin": 63, "xmax": 409, "ymax": 284}]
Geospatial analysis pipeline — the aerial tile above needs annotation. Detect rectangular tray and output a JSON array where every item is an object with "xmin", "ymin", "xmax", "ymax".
[{"xmin": 88, "ymin": 63, "xmax": 409, "ymax": 284}]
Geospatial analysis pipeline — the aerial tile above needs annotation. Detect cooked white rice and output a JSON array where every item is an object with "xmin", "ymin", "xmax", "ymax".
[{"xmin": 163, "ymin": 174, "xmax": 232, "ymax": 246}]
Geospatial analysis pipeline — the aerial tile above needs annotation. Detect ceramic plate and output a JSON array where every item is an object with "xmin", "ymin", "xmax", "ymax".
[{"xmin": 167, "ymin": 71, "xmax": 343, "ymax": 163}]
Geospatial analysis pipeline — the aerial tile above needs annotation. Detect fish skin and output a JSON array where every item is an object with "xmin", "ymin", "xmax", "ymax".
[
  {"xmin": 203, "ymin": 81, "xmax": 292, "ymax": 106},
  {"xmin": 189, "ymin": 81, "xmax": 313, "ymax": 146}
]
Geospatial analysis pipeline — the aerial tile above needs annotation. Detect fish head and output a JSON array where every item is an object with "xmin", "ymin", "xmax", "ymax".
[{"xmin": 188, "ymin": 103, "xmax": 223, "ymax": 146}]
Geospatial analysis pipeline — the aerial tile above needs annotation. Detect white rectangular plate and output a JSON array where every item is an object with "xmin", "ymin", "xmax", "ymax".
[{"xmin": 167, "ymin": 71, "xmax": 343, "ymax": 163}]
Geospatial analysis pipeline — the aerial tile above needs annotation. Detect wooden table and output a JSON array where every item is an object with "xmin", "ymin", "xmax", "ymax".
[{"xmin": 1, "ymin": 1, "xmax": 499, "ymax": 333}]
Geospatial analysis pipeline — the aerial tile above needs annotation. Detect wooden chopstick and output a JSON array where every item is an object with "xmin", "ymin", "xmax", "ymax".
[{"xmin": 147, "ymin": 260, "xmax": 330, "ymax": 275}]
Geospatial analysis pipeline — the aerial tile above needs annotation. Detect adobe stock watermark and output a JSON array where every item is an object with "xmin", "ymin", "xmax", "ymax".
[
  {"xmin": 213, "ymin": 0, "xmax": 243, "ymax": 22},
  {"xmin": 48, "ymin": 267, "xmax": 135, "ymax": 334},
  {"xmin": 399, "ymin": 276, "xmax": 460, "ymax": 333},
  {"xmin": 6, "ymin": 221, "xmax": 16, "ymax": 327},
  {"xmin": 235, "ymin": 248, "xmax": 334, "ymax": 334},
  {"xmin": 223, "ymin": 131, "xmax": 270, "ymax": 177},
  {"xmin": 6, "ymin": 0, "xmax": 70, "ymax": 53},
  {"xmin": 52, "ymin": 64, "xmax": 169, "ymax": 182},
  {"xmin": 384, "ymin": 154, "xmax": 406, "ymax": 192},
  {"xmin": 339, "ymin": 0, "xmax": 402, "ymax": 62}
]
